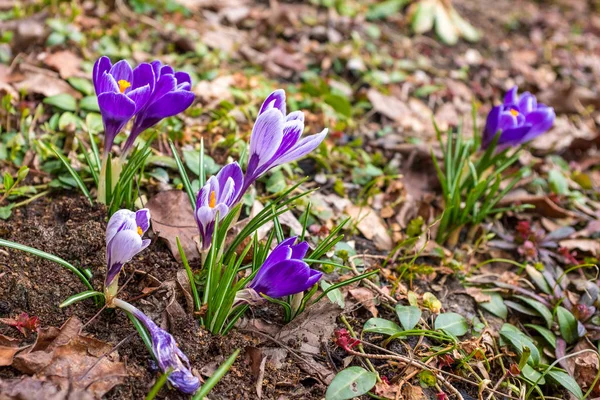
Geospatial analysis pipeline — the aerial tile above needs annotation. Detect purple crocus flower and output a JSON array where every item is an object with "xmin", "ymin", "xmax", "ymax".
[
  {"xmin": 238, "ymin": 237, "xmax": 322, "ymax": 302},
  {"xmin": 240, "ymin": 90, "xmax": 328, "ymax": 196},
  {"xmin": 122, "ymin": 61, "xmax": 195, "ymax": 154},
  {"xmin": 482, "ymin": 87, "xmax": 555, "ymax": 149},
  {"xmin": 93, "ymin": 57, "xmax": 154, "ymax": 154},
  {"xmin": 195, "ymin": 162, "xmax": 244, "ymax": 250},
  {"xmin": 104, "ymin": 209, "xmax": 151, "ymax": 300},
  {"xmin": 113, "ymin": 299, "xmax": 201, "ymax": 394}
]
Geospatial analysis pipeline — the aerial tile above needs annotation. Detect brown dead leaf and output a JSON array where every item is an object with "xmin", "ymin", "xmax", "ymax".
[
  {"xmin": 0, "ymin": 346, "xmax": 20, "ymax": 367},
  {"xmin": 146, "ymin": 190, "xmax": 200, "ymax": 262},
  {"xmin": 345, "ymin": 205, "xmax": 393, "ymax": 250},
  {"xmin": 11, "ymin": 317, "xmax": 125, "ymax": 398},
  {"xmin": 559, "ymin": 239, "xmax": 600, "ymax": 256},
  {"xmin": 367, "ymin": 88, "xmax": 409, "ymax": 122},
  {"xmin": 465, "ymin": 287, "xmax": 492, "ymax": 303},
  {"xmin": 404, "ymin": 383, "xmax": 426, "ymax": 400},
  {"xmin": 566, "ymin": 341, "xmax": 599, "ymax": 394},
  {"xmin": 12, "ymin": 71, "xmax": 81, "ymax": 98},
  {"xmin": 375, "ymin": 380, "xmax": 401, "ymax": 398},
  {"xmin": 44, "ymin": 51, "xmax": 83, "ymax": 79},
  {"xmin": 499, "ymin": 190, "xmax": 578, "ymax": 219},
  {"xmin": 276, "ymin": 301, "xmax": 341, "ymax": 384},
  {"xmin": 348, "ymin": 287, "xmax": 379, "ymax": 317},
  {"xmin": 0, "ymin": 376, "xmax": 94, "ymax": 400},
  {"xmin": 531, "ymin": 116, "xmax": 597, "ymax": 153},
  {"xmin": 267, "ymin": 47, "xmax": 307, "ymax": 73}
]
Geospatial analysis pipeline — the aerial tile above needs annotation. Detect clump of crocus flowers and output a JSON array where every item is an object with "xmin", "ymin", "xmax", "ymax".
[
  {"xmin": 194, "ymin": 90, "xmax": 327, "ymax": 250},
  {"xmin": 482, "ymin": 86, "xmax": 555, "ymax": 149},
  {"xmin": 93, "ymin": 56, "xmax": 194, "ymax": 203}
]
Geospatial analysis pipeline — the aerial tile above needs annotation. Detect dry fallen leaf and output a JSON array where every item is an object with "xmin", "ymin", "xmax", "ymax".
[
  {"xmin": 146, "ymin": 190, "xmax": 200, "ymax": 262},
  {"xmin": 465, "ymin": 287, "xmax": 492, "ymax": 303},
  {"xmin": 11, "ymin": 317, "xmax": 125, "ymax": 399},
  {"xmin": 0, "ymin": 376, "xmax": 94, "ymax": 400},
  {"xmin": 12, "ymin": 71, "xmax": 81, "ymax": 98},
  {"xmin": 276, "ymin": 301, "xmax": 341, "ymax": 384},
  {"xmin": 345, "ymin": 205, "xmax": 393, "ymax": 250},
  {"xmin": 559, "ymin": 239, "xmax": 600, "ymax": 256},
  {"xmin": 566, "ymin": 341, "xmax": 599, "ymax": 395},
  {"xmin": 348, "ymin": 287, "xmax": 379, "ymax": 317},
  {"xmin": 44, "ymin": 51, "xmax": 83, "ymax": 79},
  {"xmin": 499, "ymin": 190, "xmax": 578, "ymax": 219}
]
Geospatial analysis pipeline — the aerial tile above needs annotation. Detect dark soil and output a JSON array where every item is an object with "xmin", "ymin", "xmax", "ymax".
[{"xmin": 0, "ymin": 195, "xmax": 321, "ymax": 399}]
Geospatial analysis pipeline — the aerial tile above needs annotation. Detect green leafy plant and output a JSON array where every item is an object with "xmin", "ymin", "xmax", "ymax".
[{"xmin": 432, "ymin": 112, "xmax": 531, "ymax": 245}]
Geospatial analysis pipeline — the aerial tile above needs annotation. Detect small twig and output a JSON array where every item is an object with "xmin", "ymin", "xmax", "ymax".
[
  {"xmin": 348, "ymin": 255, "xmax": 397, "ymax": 304},
  {"xmin": 358, "ymin": 341, "xmax": 520, "ymax": 400},
  {"xmin": 79, "ymin": 332, "xmax": 137, "ymax": 382}
]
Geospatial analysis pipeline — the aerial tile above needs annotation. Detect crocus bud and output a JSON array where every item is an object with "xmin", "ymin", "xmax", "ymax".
[{"xmin": 104, "ymin": 209, "xmax": 151, "ymax": 305}]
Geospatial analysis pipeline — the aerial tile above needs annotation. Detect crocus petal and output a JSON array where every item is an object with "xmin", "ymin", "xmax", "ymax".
[
  {"xmin": 499, "ymin": 110, "xmax": 518, "ymax": 129},
  {"xmin": 152, "ymin": 74, "xmax": 177, "ymax": 101},
  {"xmin": 106, "ymin": 230, "xmax": 147, "ymax": 286},
  {"xmin": 290, "ymin": 241, "xmax": 309, "ymax": 259},
  {"xmin": 106, "ymin": 209, "xmax": 137, "ymax": 244},
  {"xmin": 109, "ymin": 60, "xmax": 134, "ymax": 83},
  {"xmin": 250, "ymin": 260, "xmax": 312, "ymax": 298},
  {"xmin": 305, "ymin": 269, "xmax": 323, "ymax": 287},
  {"xmin": 259, "ymin": 89, "xmax": 286, "ymax": 116},
  {"xmin": 96, "ymin": 72, "xmax": 120, "ymax": 95},
  {"xmin": 98, "ymin": 92, "xmax": 136, "ymax": 150},
  {"xmin": 135, "ymin": 209, "xmax": 151, "ymax": 234},
  {"xmin": 482, "ymin": 105, "xmax": 501, "ymax": 147},
  {"xmin": 132, "ymin": 63, "xmax": 155, "ymax": 92},
  {"xmin": 521, "ymin": 107, "xmax": 555, "ymax": 142},
  {"xmin": 269, "ymin": 119, "xmax": 303, "ymax": 163},
  {"xmin": 175, "ymin": 71, "xmax": 192, "ymax": 91},
  {"xmin": 160, "ymin": 65, "xmax": 174, "ymax": 76},
  {"xmin": 93, "ymin": 56, "xmax": 112, "ymax": 94},
  {"xmin": 252, "ymin": 245, "xmax": 293, "ymax": 284},
  {"xmin": 286, "ymin": 110, "xmax": 304, "ymax": 123},
  {"xmin": 249, "ymin": 108, "xmax": 285, "ymax": 170},
  {"xmin": 518, "ymin": 92, "xmax": 537, "ymax": 114},
  {"xmin": 504, "ymin": 86, "xmax": 519, "ymax": 105},
  {"xmin": 497, "ymin": 125, "xmax": 532, "ymax": 146},
  {"xmin": 196, "ymin": 206, "xmax": 215, "ymax": 230},
  {"xmin": 272, "ymin": 129, "xmax": 327, "ymax": 166},
  {"xmin": 216, "ymin": 162, "xmax": 243, "ymax": 206},
  {"xmin": 130, "ymin": 91, "xmax": 195, "ymax": 138},
  {"xmin": 127, "ymin": 84, "xmax": 152, "ymax": 113}
]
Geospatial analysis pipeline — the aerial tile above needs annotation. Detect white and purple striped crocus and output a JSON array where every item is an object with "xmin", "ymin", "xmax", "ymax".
[
  {"xmin": 194, "ymin": 162, "xmax": 244, "ymax": 250},
  {"xmin": 113, "ymin": 299, "xmax": 200, "ymax": 394},
  {"xmin": 237, "ymin": 237, "xmax": 322, "ymax": 303},
  {"xmin": 482, "ymin": 86, "xmax": 555, "ymax": 149},
  {"xmin": 104, "ymin": 209, "xmax": 151, "ymax": 303},
  {"xmin": 240, "ymin": 90, "xmax": 328, "ymax": 196}
]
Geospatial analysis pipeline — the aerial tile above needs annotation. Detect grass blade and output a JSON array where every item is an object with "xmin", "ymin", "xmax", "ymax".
[
  {"xmin": 192, "ymin": 349, "xmax": 240, "ymax": 400},
  {"xmin": 49, "ymin": 145, "xmax": 93, "ymax": 205}
]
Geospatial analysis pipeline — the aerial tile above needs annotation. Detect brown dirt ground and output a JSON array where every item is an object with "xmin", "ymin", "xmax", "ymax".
[{"xmin": 0, "ymin": 195, "xmax": 325, "ymax": 399}]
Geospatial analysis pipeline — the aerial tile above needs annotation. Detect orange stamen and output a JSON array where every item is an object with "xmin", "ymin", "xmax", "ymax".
[
  {"xmin": 118, "ymin": 79, "xmax": 131, "ymax": 93},
  {"xmin": 137, "ymin": 226, "xmax": 143, "ymax": 236},
  {"xmin": 509, "ymin": 109, "xmax": 519, "ymax": 117},
  {"xmin": 209, "ymin": 191, "xmax": 216, "ymax": 208}
]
